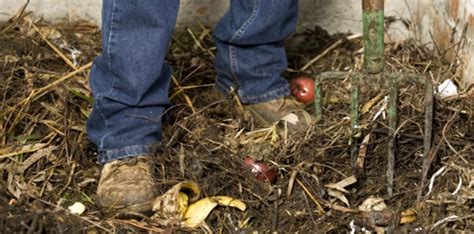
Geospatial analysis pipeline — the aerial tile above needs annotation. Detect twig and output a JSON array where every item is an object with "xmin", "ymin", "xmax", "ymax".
[
  {"xmin": 451, "ymin": 176, "xmax": 462, "ymax": 195},
  {"xmin": 442, "ymin": 109, "xmax": 468, "ymax": 163},
  {"xmin": 39, "ymin": 166, "xmax": 56, "ymax": 197},
  {"xmin": 425, "ymin": 166, "xmax": 446, "ymax": 196},
  {"xmin": 430, "ymin": 215, "xmax": 460, "ymax": 230},
  {"xmin": 301, "ymin": 34, "xmax": 361, "ymax": 71},
  {"xmin": 271, "ymin": 188, "xmax": 281, "ymax": 232},
  {"xmin": 320, "ymin": 200, "xmax": 356, "ymax": 213},
  {"xmin": 172, "ymin": 75, "xmax": 196, "ymax": 113},
  {"xmin": 295, "ymin": 179, "xmax": 325, "ymax": 214},
  {"xmin": 59, "ymin": 161, "xmax": 76, "ymax": 195},
  {"xmin": 361, "ymin": 92, "xmax": 385, "ymax": 115},
  {"xmin": 184, "ymin": 100, "xmax": 226, "ymax": 120},
  {"xmin": 179, "ymin": 83, "xmax": 215, "ymax": 90},
  {"xmin": 312, "ymin": 163, "xmax": 347, "ymax": 177},
  {"xmin": 302, "ymin": 189, "xmax": 317, "ymax": 226},
  {"xmin": 1, "ymin": 62, "xmax": 92, "ymax": 118},
  {"xmin": 176, "ymin": 123, "xmax": 211, "ymax": 154},
  {"xmin": 372, "ymin": 128, "xmax": 468, "ymax": 146},
  {"xmin": 31, "ymin": 23, "xmax": 78, "ymax": 70},
  {"xmin": 229, "ymin": 87, "xmax": 245, "ymax": 113},
  {"xmin": 0, "ymin": 0, "xmax": 30, "ymax": 33},
  {"xmin": 187, "ymin": 28, "xmax": 214, "ymax": 58}
]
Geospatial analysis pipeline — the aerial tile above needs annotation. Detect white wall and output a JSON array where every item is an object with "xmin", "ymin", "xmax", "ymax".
[
  {"xmin": 1, "ymin": 0, "xmax": 472, "ymax": 84},
  {"xmin": 0, "ymin": 0, "xmax": 412, "ymax": 35}
]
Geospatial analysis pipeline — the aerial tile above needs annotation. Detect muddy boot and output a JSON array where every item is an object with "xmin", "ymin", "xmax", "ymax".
[
  {"xmin": 245, "ymin": 97, "xmax": 314, "ymax": 134},
  {"xmin": 96, "ymin": 156, "xmax": 156, "ymax": 214}
]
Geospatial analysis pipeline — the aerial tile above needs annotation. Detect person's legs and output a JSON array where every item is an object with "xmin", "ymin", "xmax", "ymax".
[
  {"xmin": 88, "ymin": 0, "xmax": 179, "ymax": 164},
  {"xmin": 213, "ymin": 0, "xmax": 313, "ymax": 132},
  {"xmin": 87, "ymin": 0, "xmax": 180, "ymax": 212},
  {"xmin": 213, "ymin": 0, "xmax": 298, "ymax": 104}
]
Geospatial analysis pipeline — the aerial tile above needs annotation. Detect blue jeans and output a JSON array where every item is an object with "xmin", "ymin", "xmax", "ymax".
[{"xmin": 87, "ymin": 0, "xmax": 298, "ymax": 164}]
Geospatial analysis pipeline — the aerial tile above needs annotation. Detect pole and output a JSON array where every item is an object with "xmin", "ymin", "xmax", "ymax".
[{"xmin": 362, "ymin": 0, "xmax": 385, "ymax": 74}]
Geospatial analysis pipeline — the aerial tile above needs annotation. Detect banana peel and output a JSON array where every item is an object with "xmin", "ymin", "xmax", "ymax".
[
  {"xmin": 152, "ymin": 181, "xmax": 246, "ymax": 229},
  {"xmin": 152, "ymin": 181, "xmax": 201, "ymax": 226},
  {"xmin": 183, "ymin": 196, "xmax": 246, "ymax": 229}
]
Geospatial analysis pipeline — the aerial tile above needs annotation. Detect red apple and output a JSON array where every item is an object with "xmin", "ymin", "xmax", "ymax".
[
  {"xmin": 290, "ymin": 76, "xmax": 315, "ymax": 104},
  {"xmin": 243, "ymin": 156, "xmax": 277, "ymax": 184}
]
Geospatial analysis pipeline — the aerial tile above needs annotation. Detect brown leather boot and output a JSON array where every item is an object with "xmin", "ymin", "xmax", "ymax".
[
  {"xmin": 245, "ymin": 97, "xmax": 314, "ymax": 134},
  {"xmin": 96, "ymin": 156, "xmax": 156, "ymax": 213}
]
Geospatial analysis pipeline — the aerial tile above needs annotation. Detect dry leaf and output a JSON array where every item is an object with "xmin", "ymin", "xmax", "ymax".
[
  {"xmin": 362, "ymin": 92, "xmax": 384, "ymax": 114},
  {"xmin": 356, "ymin": 133, "xmax": 371, "ymax": 168},
  {"xmin": 0, "ymin": 143, "xmax": 48, "ymax": 159},
  {"xmin": 328, "ymin": 189, "xmax": 350, "ymax": 207},
  {"xmin": 17, "ymin": 146, "xmax": 57, "ymax": 174},
  {"xmin": 325, "ymin": 175, "xmax": 357, "ymax": 193},
  {"xmin": 358, "ymin": 196, "xmax": 387, "ymax": 212}
]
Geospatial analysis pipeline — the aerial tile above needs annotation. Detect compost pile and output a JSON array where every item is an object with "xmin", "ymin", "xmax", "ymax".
[{"xmin": 1, "ymin": 13, "xmax": 473, "ymax": 233}]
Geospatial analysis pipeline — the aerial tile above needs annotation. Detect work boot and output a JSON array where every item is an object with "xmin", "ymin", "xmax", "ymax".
[
  {"xmin": 96, "ymin": 156, "xmax": 156, "ymax": 214},
  {"xmin": 245, "ymin": 97, "xmax": 314, "ymax": 134}
]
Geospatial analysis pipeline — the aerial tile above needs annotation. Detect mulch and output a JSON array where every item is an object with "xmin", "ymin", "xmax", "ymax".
[{"xmin": 0, "ymin": 10, "xmax": 473, "ymax": 233}]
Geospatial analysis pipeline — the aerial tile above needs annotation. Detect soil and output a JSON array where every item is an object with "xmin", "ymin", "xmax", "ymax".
[{"xmin": 0, "ymin": 14, "xmax": 473, "ymax": 233}]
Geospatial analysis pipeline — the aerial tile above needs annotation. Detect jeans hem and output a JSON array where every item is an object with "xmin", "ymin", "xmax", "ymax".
[{"xmin": 98, "ymin": 144, "xmax": 153, "ymax": 164}]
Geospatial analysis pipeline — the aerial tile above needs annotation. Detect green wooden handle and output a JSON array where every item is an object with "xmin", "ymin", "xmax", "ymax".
[{"xmin": 363, "ymin": 0, "xmax": 384, "ymax": 74}]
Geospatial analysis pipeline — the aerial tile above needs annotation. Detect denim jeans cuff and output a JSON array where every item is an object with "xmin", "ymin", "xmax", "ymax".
[
  {"xmin": 216, "ymin": 82, "xmax": 290, "ymax": 104},
  {"xmin": 98, "ymin": 144, "xmax": 153, "ymax": 164}
]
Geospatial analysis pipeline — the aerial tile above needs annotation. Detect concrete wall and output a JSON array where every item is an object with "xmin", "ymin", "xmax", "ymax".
[
  {"xmin": 0, "ymin": 0, "xmax": 472, "ymax": 84},
  {"xmin": 0, "ymin": 0, "xmax": 412, "ymax": 35}
]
